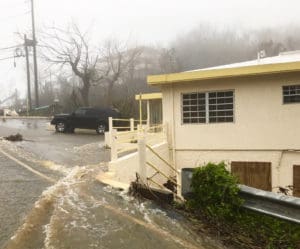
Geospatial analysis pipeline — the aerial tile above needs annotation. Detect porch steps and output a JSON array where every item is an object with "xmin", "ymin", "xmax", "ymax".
[{"xmin": 96, "ymin": 171, "xmax": 130, "ymax": 190}]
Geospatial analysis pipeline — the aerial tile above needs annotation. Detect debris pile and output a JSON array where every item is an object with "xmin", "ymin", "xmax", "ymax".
[
  {"xmin": 129, "ymin": 173, "xmax": 174, "ymax": 204},
  {"xmin": 4, "ymin": 133, "xmax": 23, "ymax": 142}
]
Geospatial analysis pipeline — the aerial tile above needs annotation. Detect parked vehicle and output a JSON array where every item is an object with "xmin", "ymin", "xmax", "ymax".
[{"xmin": 51, "ymin": 107, "xmax": 120, "ymax": 134}]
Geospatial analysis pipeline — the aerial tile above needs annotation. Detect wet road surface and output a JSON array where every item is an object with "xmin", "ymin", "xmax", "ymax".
[
  {"xmin": 0, "ymin": 118, "xmax": 223, "ymax": 249},
  {"xmin": 0, "ymin": 152, "xmax": 50, "ymax": 248},
  {"xmin": 0, "ymin": 118, "xmax": 108, "ymax": 166},
  {"xmin": 0, "ymin": 118, "xmax": 108, "ymax": 248}
]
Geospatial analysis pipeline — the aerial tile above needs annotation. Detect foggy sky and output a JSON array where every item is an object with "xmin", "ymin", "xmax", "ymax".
[{"xmin": 0, "ymin": 0, "xmax": 300, "ymax": 100}]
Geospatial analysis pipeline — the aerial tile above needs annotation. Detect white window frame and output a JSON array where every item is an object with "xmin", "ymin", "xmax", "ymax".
[
  {"xmin": 181, "ymin": 92, "xmax": 206, "ymax": 124},
  {"xmin": 282, "ymin": 84, "xmax": 300, "ymax": 104},
  {"xmin": 181, "ymin": 90, "xmax": 235, "ymax": 124}
]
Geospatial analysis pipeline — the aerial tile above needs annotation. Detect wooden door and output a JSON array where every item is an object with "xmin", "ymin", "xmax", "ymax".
[
  {"xmin": 231, "ymin": 161, "xmax": 272, "ymax": 191},
  {"xmin": 293, "ymin": 165, "xmax": 300, "ymax": 197}
]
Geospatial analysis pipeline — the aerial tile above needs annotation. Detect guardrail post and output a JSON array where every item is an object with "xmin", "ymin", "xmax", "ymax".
[
  {"xmin": 130, "ymin": 118, "xmax": 134, "ymax": 131},
  {"xmin": 111, "ymin": 129, "xmax": 118, "ymax": 161},
  {"xmin": 138, "ymin": 129, "xmax": 147, "ymax": 182}
]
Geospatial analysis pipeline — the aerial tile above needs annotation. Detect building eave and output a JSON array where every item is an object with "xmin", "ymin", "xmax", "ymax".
[
  {"xmin": 135, "ymin": 93, "xmax": 162, "ymax": 100},
  {"xmin": 147, "ymin": 61, "xmax": 300, "ymax": 86}
]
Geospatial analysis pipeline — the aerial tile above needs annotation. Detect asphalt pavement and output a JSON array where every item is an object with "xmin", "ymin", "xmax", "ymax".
[
  {"xmin": 0, "ymin": 118, "xmax": 108, "ymax": 248},
  {"xmin": 0, "ymin": 118, "xmax": 108, "ymax": 166}
]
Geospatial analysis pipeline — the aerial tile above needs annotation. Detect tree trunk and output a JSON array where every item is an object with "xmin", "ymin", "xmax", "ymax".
[
  {"xmin": 80, "ymin": 80, "xmax": 90, "ymax": 106},
  {"xmin": 106, "ymin": 82, "xmax": 114, "ymax": 107}
]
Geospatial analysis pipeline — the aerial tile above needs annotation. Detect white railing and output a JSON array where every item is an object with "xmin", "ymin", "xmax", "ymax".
[
  {"xmin": 106, "ymin": 117, "xmax": 167, "ymax": 161},
  {"xmin": 109, "ymin": 117, "xmax": 148, "ymax": 132},
  {"xmin": 136, "ymin": 127, "xmax": 180, "ymax": 197},
  {"xmin": 107, "ymin": 120, "xmax": 177, "ymax": 197}
]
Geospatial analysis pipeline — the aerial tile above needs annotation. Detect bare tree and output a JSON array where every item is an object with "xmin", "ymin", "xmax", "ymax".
[
  {"xmin": 158, "ymin": 48, "xmax": 182, "ymax": 73},
  {"xmin": 40, "ymin": 24, "xmax": 106, "ymax": 106},
  {"xmin": 98, "ymin": 40, "xmax": 142, "ymax": 106},
  {"xmin": 40, "ymin": 25, "xmax": 142, "ymax": 107}
]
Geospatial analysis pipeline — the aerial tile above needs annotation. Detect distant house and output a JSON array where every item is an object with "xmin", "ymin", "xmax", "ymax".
[{"xmin": 147, "ymin": 51, "xmax": 300, "ymax": 196}]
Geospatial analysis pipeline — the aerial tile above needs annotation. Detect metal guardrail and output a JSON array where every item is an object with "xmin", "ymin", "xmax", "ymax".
[
  {"xmin": 181, "ymin": 169, "xmax": 300, "ymax": 224},
  {"xmin": 239, "ymin": 185, "xmax": 300, "ymax": 224}
]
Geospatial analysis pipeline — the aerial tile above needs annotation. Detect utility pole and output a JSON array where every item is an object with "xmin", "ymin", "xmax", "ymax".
[
  {"xmin": 30, "ymin": 0, "xmax": 39, "ymax": 107},
  {"xmin": 24, "ymin": 34, "xmax": 32, "ymax": 111}
]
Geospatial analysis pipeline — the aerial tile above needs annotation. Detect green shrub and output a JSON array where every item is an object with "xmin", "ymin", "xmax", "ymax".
[
  {"xmin": 185, "ymin": 162, "xmax": 300, "ymax": 249},
  {"xmin": 238, "ymin": 210, "xmax": 300, "ymax": 249},
  {"xmin": 188, "ymin": 162, "xmax": 243, "ymax": 220}
]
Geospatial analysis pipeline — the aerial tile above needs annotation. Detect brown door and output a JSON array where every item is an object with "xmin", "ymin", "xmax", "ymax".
[
  {"xmin": 294, "ymin": 165, "xmax": 300, "ymax": 197},
  {"xmin": 231, "ymin": 161, "xmax": 272, "ymax": 191}
]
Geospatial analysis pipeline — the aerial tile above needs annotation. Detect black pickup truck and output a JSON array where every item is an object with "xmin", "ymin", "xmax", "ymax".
[{"xmin": 51, "ymin": 107, "xmax": 120, "ymax": 134}]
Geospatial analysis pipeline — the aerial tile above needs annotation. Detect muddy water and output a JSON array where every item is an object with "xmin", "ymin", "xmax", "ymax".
[
  {"xmin": 0, "ymin": 119, "xmax": 222, "ymax": 249},
  {"xmin": 0, "ymin": 151, "xmax": 51, "ymax": 248},
  {"xmin": 4, "ymin": 166, "xmax": 216, "ymax": 249}
]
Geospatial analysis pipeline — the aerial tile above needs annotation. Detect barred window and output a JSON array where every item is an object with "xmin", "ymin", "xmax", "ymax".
[
  {"xmin": 283, "ymin": 85, "xmax": 300, "ymax": 104},
  {"xmin": 182, "ymin": 90, "xmax": 234, "ymax": 124},
  {"xmin": 208, "ymin": 91, "xmax": 234, "ymax": 123},
  {"xmin": 182, "ymin": 93, "xmax": 206, "ymax": 124}
]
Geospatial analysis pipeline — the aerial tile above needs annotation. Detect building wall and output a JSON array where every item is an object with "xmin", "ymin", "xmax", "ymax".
[
  {"xmin": 161, "ymin": 72, "xmax": 300, "ymax": 191},
  {"xmin": 175, "ymin": 150, "xmax": 300, "ymax": 192}
]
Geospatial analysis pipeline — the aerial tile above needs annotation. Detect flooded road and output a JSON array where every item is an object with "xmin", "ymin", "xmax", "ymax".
[
  {"xmin": 0, "ymin": 118, "xmax": 222, "ymax": 249},
  {"xmin": 0, "ymin": 118, "xmax": 109, "ymax": 166},
  {"xmin": 0, "ymin": 151, "xmax": 51, "ymax": 248}
]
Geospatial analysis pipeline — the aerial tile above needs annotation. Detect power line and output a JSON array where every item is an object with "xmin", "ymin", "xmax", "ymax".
[
  {"xmin": 0, "ymin": 45, "xmax": 22, "ymax": 51},
  {"xmin": 0, "ymin": 56, "xmax": 16, "ymax": 61}
]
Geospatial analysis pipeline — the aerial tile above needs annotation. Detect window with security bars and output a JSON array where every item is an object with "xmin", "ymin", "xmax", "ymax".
[
  {"xmin": 283, "ymin": 85, "xmax": 300, "ymax": 104},
  {"xmin": 208, "ymin": 91, "xmax": 234, "ymax": 123},
  {"xmin": 182, "ymin": 93, "xmax": 206, "ymax": 124},
  {"xmin": 182, "ymin": 90, "xmax": 234, "ymax": 124}
]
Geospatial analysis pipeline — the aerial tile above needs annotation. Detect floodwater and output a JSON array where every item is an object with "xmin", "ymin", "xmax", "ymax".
[
  {"xmin": 0, "ymin": 118, "xmax": 109, "ymax": 166},
  {"xmin": 0, "ymin": 119, "xmax": 221, "ymax": 249}
]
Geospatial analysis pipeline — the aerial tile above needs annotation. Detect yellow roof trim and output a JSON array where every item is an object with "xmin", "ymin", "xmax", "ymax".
[
  {"xmin": 147, "ymin": 61, "xmax": 300, "ymax": 85},
  {"xmin": 135, "ymin": 93, "xmax": 162, "ymax": 100}
]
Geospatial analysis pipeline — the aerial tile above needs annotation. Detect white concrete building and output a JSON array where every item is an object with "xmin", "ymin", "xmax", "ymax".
[{"xmin": 148, "ymin": 51, "xmax": 300, "ymax": 196}]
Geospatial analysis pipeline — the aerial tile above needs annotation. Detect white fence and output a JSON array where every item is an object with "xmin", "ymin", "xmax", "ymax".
[
  {"xmin": 106, "ymin": 117, "xmax": 180, "ymax": 196},
  {"xmin": 106, "ymin": 117, "xmax": 167, "ymax": 160}
]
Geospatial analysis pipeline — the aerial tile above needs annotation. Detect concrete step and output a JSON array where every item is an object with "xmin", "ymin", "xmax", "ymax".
[{"xmin": 96, "ymin": 171, "xmax": 130, "ymax": 190}]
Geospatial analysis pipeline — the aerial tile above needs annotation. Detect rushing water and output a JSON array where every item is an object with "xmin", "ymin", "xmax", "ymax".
[
  {"xmin": 3, "ymin": 165, "xmax": 214, "ymax": 249},
  {"xmin": 0, "ymin": 119, "xmax": 222, "ymax": 249}
]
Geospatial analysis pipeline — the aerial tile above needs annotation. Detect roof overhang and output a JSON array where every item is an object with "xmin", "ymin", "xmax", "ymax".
[
  {"xmin": 135, "ymin": 93, "xmax": 162, "ymax": 100},
  {"xmin": 148, "ymin": 61, "xmax": 300, "ymax": 86}
]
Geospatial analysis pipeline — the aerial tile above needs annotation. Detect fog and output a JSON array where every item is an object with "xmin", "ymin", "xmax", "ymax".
[{"xmin": 0, "ymin": 0, "xmax": 300, "ymax": 101}]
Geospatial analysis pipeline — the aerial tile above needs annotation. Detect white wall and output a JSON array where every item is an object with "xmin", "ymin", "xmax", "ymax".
[
  {"xmin": 162, "ymin": 73, "xmax": 300, "ymax": 151},
  {"xmin": 161, "ymin": 73, "xmax": 300, "ymax": 190},
  {"xmin": 175, "ymin": 150, "xmax": 300, "ymax": 191}
]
